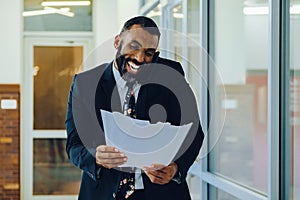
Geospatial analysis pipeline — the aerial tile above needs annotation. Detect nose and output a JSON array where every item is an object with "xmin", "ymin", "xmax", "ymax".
[{"xmin": 135, "ymin": 50, "xmax": 145, "ymax": 63}]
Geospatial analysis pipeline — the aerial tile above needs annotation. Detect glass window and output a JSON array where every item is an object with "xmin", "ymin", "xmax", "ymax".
[
  {"xmin": 209, "ymin": 0, "xmax": 269, "ymax": 194},
  {"xmin": 23, "ymin": 0, "xmax": 93, "ymax": 31},
  {"xmin": 33, "ymin": 46, "xmax": 82, "ymax": 130},
  {"xmin": 187, "ymin": 174, "xmax": 200, "ymax": 200},
  {"xmin": 290, "ymin": 0, "xmax": 300, "ymax": 199},
  {"xmin": 33, "ymin": 139, "xmax": 81, "ymax": 195},
  {"xmin": 209, "ymin": 186, "xmax": 240, "ymax": 200},
  {"xmin": 187, "ymin": 0, "xmax": 200, "ymax": 102},
  {"xmin": 146, "ymin": 3, "xmax": 161, "ymax": 27},
  {"xmin": 173, "ymin": 3, "xmax": 183, "ymax": 62}
]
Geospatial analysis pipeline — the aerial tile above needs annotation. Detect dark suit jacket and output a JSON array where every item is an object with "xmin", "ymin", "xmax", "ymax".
[{"xmin": 65, "ymin": 57, "xmax": 204, "ymax": 200}]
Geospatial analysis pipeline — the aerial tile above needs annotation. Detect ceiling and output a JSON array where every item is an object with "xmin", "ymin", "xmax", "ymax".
[{"xmin": 24, "ymin": 0, "xmax": 92, "ymax": 11}]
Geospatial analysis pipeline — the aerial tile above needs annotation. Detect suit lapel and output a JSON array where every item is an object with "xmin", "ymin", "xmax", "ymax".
[
  {"xmin": 136, "ymin": 86, "xmax": 148, "ymax": 119},
  {"xmin": 96, "ymin": 62, "xmax": 122, "ymax": 113}
]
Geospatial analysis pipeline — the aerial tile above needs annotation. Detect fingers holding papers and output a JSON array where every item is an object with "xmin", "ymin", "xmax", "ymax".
[
  {"xmin": 142, "ymin": 163, "xmax": 178, "ymax": 185},
  {"xmin": 96, "ymin": 145, "xmax": 127, "ymax": 169}
]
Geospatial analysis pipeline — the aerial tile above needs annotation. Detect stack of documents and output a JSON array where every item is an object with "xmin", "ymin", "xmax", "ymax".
[{"xmin": 100, "ymin": 110, "xmax": 192, "ymax": 168}]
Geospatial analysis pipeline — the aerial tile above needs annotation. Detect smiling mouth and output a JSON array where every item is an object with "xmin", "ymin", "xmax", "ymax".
[{"xmin": 127, "ymin": 61, "xmax": 141, "ymax": 72}]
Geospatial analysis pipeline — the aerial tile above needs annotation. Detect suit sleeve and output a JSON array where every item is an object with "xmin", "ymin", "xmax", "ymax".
[
  {"xmin": 65, "ymin": 75, "xmax": 99, "ymax": 181},
  {"xmin": 174, "ymin": 120, "xmax": 204, "ymax": 183},
  {"xmin": 171, "ymin": 62, "xmax": 205, "ymax": 183}
]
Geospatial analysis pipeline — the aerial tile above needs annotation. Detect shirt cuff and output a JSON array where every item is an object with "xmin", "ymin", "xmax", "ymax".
[
  {"xmin": 171, "ymin": 169, "xmax": 182, "ymax": 184},
  {"xmin": 96, "ymin": 164, "xmax": 102, "ymax": 179}
]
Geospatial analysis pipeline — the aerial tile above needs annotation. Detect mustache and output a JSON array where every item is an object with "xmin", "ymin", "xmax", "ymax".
[
  {"xmin": 125, "ymin": 57, "xmax": 144, "ymax": 66},
  {"xmin": 115, "ymin": 54, "xmax": 145, "ymax": 72}
]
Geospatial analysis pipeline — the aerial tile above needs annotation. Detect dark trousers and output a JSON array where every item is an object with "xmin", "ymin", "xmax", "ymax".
[
  {"xmin": 116, "ymin": 189, "xmax": 145, "ymax": 200},
  {"xmin": 127, "ymin": 190, "xmax": 145, "ymax": 200}
]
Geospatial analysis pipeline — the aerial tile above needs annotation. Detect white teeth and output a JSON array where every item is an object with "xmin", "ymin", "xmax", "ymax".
[{"xmin": 128, "ymin": 61, "xmax": 140, "ymax": 71}]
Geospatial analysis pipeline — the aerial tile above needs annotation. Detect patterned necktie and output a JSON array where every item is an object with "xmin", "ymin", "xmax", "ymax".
[
  {"xmin": 123, "ymin": 81, "xmax": 136, "ymax": 119},
  {"xmin": 116, "ymin": 81, "xmax": 137, "ymax": 200},
  {"xmin": 116, "ymin": 172, "xmax": 135, "ymax": 199}
]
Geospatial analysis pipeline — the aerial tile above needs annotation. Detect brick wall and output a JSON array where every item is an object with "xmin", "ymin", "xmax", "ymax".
[{"xmin": 0, "ymin": 85, "xmax": 20, "ymax": 200}]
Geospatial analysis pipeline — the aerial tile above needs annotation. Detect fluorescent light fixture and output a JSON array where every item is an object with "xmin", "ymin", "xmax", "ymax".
[
  {"xmin": 44, "ymin": 6, "xmax": 75, "ymax": 17},
  {"xmin": 173, "ymin": 13, "xmax": 184, "ymax": 19},
  {"xmin": 290, "ymin": 5, "xmax": 300, "ymax": 14},
  {"xmin": 243, "ymin": 6, "xmax": 269, "ymax": 15},
  {"xmin": 23, "ymin": 7, "xmax": 74, "ymax": 17},
  {"xmin": 244, "ymin": 5, "xmax": 300, "ymax": 15},
  {"xmin": 147, "ymin": 11, "xmax": 183, "ymax": 19},
  {"xmin": 23, "ymin": 9, "xmax": 56, "ymax": 16},
  {"xmin": 41, "ymin": 1, "xmax": 91, "ymax": 6},
  {"xmin": 147, "ymin": 11, "xmax": 161, "ymax": 18},
  {"xmin": 44, "ymin": 7, "xmax": 71, "ymax": 12}
]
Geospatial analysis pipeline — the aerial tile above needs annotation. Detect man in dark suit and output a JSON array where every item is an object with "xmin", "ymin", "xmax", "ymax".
[{"xmin": 66, "ymin": 16, "xmax": 204, "ymax": 200}]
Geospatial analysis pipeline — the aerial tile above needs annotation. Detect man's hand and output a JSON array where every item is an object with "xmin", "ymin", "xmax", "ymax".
[
  {"xmin": 142, "ymin": 162, "xmax": 178, "ymax": 185},
  {"xmin": 95, "ymin": 145, "xmax": 127, "ymax": 169}
]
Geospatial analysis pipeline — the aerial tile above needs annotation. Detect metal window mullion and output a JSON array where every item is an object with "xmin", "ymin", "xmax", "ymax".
[
  {"xmin": 280, "ymin": 0, "xmax": 291, "ymax": 199},
  {"xmin": 140, "ymin": 0, "xmax": 160, "ymax": 15},
  {"xmin": 199, "ymin": 0, "xmax": 209, "ymax": 199},
  {"xmin": 268, "ymin": 0, "xmax": 280, "ymax": 199},
  {"xmin": 268, "ymin": 0, "xmax": 291, "ymax": 199},
  {"xmin": 207, "ymin": 0, "xmax": 217, "ymax": 199},
  {"xmin": 182, "ymin": 0, "xmax": 188, "ymax": 76},
  {"xmin": 202, "ymin": 172, "xmax": 268, "ymax": 200}
]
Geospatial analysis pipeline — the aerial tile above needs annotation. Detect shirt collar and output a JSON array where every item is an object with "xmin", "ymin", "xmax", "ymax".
[{"xmin": 112, "ymin": 61, "xmax": 127, "ymax": 89}]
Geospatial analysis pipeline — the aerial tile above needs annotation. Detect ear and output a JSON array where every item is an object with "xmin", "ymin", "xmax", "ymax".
[{"xmin": 114, "ymin": 35, "xmax": 120, "ymax": 49}]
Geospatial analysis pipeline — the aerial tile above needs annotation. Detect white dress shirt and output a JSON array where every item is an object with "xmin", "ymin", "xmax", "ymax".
[{"xmin": 112, "ymin": 62, "xmax": 144, "ymax": 190}]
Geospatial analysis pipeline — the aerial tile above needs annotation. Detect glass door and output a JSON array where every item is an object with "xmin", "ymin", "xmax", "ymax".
[{"xmin": 23, "ymin": 37, "xmax": 91, "ymax": 199}]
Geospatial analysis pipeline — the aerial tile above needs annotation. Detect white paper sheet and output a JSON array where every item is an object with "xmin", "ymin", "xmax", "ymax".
[{"xmin": 100, "ymin": 110, "xmax": 192, "ymax": 168}]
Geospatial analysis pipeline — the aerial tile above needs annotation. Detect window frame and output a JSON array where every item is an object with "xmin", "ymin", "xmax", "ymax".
[{"xmin": 140, "ymin": 0, "xmax": 292, "ymax": 199}]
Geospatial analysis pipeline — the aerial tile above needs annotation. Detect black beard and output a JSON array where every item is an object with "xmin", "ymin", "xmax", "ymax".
[{"xmin": 115, "ymin": 47, "xmax": 144, "ymax": 83}]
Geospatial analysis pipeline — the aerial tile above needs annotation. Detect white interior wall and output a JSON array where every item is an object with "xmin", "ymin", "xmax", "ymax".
[
  {"xmin": 291, "ymin": 18, "xmax": 300, "ymax": 69},
  {"xmin": 93, "ymin": 0, "xmax": 119, "ymax": 46},
  {"xmin": 241, "ymin": 13, "xmax": 300, "ymax": 72},
  {"xmin": 215, "ymin": 0, "xmax": 246, "ymax": 84},
  {"xmin": 0, "ymin": 0, "xmax": 22, "ymax": 84},
  {"xmin": 215, "ymin": 1, "xmax": 300, "ymax": 85},
  {"xmin": 245, "ymin": 16, "xmax": 269, "ymax": 70},
  {"xmin": 93, "ymin": 0, "xmax": 139, "ymax": 47},
  {"xmin": 117, "ymin": 0, "xmax": 140, "ymax": 32},
  {"xmin": 89, "ymin": 0, "xmax": 139, "ymax": 68}
]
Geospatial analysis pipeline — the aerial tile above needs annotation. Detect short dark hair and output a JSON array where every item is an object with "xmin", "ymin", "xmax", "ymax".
[{"xmin": 120, "ymin": 16, "xmax": 161, "ymax": 39}]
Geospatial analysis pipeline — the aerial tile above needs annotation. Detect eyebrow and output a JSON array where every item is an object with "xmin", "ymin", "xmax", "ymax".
[
  {"xmin": 131, "ymin": 40, "xmax": 142, "ymax": 47},
  {"xmin": 131, "ymin": 40, "xmax": 156, "ymax": 52}
]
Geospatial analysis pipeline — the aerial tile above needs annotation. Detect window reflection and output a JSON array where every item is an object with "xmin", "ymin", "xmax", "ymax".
[
  {"xmin": 209, "ymin": 185, "xmax": 240, "ymax": 200},
  {"xmin": 33, "ymin": 139, "xmax": 81, "ymax": 195},
  {"xmin": 187, "ymin": 0, "xmax": 201, "ymax": 104},
  {"xmin": 187, "ymin": 174, "xmax": 200, "ymax": 200},
  {"xmin": 146, "ymin": 3, "xmax": 161, "ymax": 27},
  {"xmin": 290, "ymin": 0, "xmax": 300, "ymax": 197},
  {"xmin": 209, "ymin": 0, "xmax": 269, "ymax": 194},
  {"xmin": 33, "ymin": 46, "xmax": 82, "ymax": 130},
  {"xmin": 173, "ymin": 4, "xmax": 183, "ymax": 62}
]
